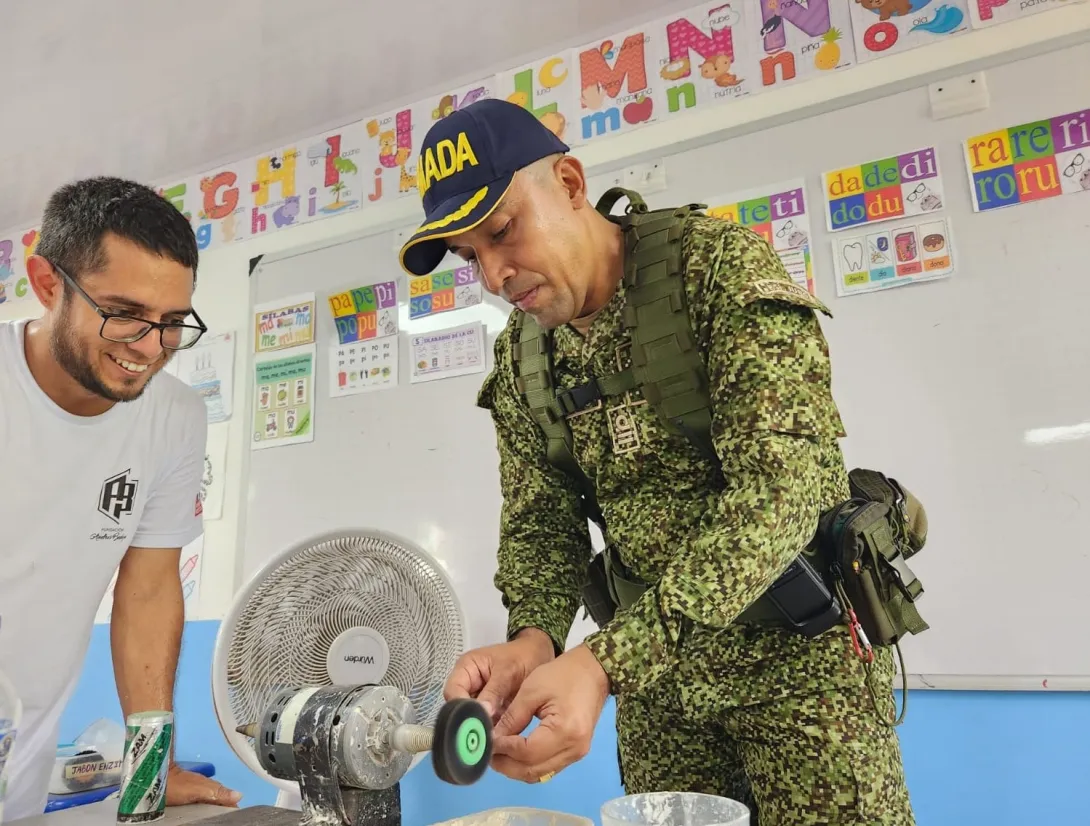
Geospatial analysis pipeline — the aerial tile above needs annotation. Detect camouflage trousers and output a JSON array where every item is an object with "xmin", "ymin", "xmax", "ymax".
[{"xmin": 614, "ymin": 628, "xmax": 916, "ymax": 826}]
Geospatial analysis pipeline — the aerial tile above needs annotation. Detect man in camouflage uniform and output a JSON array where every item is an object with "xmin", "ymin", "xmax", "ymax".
[{"xmin": 398, "ymin": 99, "xmax": 915, "ymax": 825}]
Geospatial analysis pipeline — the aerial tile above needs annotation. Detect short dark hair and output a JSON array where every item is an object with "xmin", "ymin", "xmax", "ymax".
[{"xmin": 36, "ymin": 176, "xmax": 199, "ymax": 283}]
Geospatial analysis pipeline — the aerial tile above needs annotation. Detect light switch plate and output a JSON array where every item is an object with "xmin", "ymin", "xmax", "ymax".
[
  {"xmin": 928, "ymin": 72, "xmax": 989, "ymax": 120},
  {"xmin": 624, "ymin": 160, "xmax": 667, "ymax": 194}
]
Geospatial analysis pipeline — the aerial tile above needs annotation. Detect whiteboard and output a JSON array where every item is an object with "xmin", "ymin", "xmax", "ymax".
[{"xmin": 244, "ymin": 42, "xmax": 1090, "ymax": 688}]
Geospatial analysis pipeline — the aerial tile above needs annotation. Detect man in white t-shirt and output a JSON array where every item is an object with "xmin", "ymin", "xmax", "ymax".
[{"xmin": 0, "ymin": 177, "xmax": 240, "ymax": 818}]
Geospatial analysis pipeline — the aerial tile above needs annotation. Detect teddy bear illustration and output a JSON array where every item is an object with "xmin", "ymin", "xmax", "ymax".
[{"xmin": 855, "ymin": 0, "xmax": 912, "ymax": 21}]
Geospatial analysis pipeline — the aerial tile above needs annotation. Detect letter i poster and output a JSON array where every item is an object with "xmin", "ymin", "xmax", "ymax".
[
  {"xmin": 822, "ymin": 146, "xmax": 947, "ymax": 232},
  {"xmin": 705, "ymin": 179, "xmax": 816, "ymax": 294},
  {"xmin": 495, "ymin": 52, "xmax": 580, "ymax": 146},
  {"xmin": 964, "ymin": 107, "xmax": 1090, "ymax": 212},
  {"xmin": 575, "ymin": 26, "xmax": 663, "ymax": 144}
]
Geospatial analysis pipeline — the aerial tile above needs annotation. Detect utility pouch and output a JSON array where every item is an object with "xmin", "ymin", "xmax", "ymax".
[
  {"xmin": 819, "ymin": 470, "xmax": 930, "ymax": 649},
  {"xmin": 582, "ymin": 551, "xmax": 618, "ymax": 628}
]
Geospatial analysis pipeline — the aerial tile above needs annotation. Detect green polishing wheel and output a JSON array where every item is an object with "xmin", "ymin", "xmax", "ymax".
[{"xmin": 432, "ymin": 699, "xmax": 493, "ymax": 786}]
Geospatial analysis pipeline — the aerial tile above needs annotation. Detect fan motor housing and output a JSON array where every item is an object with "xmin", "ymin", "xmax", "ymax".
[{"xmin": 255, "ymin": 684, "xmax": 415, "ymax": 791}]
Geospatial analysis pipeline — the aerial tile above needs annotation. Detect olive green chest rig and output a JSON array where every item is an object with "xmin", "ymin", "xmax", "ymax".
[{"xmin": 510, "ymin": 187, "xmax": 718, "ymax": 527}]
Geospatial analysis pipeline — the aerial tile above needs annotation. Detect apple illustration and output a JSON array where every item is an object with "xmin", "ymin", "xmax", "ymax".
[{"xmin": 623, "ymin": 94, "xmax": 653, "ymax": 125}]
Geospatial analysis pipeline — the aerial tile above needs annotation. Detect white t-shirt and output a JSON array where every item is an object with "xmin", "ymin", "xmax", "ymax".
[{"xmin": 0, "ymin": 319, "xmax": 207, "ymax": 819}]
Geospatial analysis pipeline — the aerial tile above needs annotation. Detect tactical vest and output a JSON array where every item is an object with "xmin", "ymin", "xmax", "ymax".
[{"xmin": 509, "ymin": 188, "xmax": 931, "ymax": 724}]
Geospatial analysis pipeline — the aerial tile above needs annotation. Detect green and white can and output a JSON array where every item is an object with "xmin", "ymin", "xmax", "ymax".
[{"xmin": 117, "ymin": 711, "xmax": 173, "ymax": 823}]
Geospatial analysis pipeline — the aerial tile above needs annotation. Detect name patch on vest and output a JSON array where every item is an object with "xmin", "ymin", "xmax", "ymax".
[
  {"xmin": 739, "ymin": 279, "xmax": 831, "ymax": 316},
  {"xmin": 417, "ymin": 132, "xmax": 479, "ymax": 197}
]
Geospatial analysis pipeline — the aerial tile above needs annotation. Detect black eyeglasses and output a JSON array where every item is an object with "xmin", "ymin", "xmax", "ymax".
[{"xmin": 53, "ymin": 262, "xmax": 207, "ymax": 351}]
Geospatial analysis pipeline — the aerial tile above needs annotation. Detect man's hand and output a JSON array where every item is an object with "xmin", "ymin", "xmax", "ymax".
[
  {"xmin": 444, "ymin": 628, "xmax": 555, "ymax": 724},
  {"xmin": 165, "ymin": 764, "xmax": 241, "ymax": 807},
  {"xmin": 489, "ymin": 643, "xmax": 610, "ymax": 784}
]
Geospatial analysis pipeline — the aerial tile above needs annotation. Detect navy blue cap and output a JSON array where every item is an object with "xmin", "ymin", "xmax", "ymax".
[{"xmin": 398, "ymin": 98, "xmax": 569, "ymax": 277}]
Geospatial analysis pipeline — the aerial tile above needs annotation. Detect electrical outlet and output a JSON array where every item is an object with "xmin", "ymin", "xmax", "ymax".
[
  {"xmin": 928, "ymin": 71, "xmax": 989, "ymax": 120},
  {"xmin": 624, "ymin": 160, "xmax": 667, "ymax": 194}
]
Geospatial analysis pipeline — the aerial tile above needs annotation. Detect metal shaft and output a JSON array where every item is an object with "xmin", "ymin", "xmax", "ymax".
[{"xmin": 389, "ymin": 724, "xmax": 433, "ymax": 754}]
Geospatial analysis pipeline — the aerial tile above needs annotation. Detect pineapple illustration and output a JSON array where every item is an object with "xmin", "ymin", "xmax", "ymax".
[{"xmin": 814, "ymin": 28, "xmax": 843, "ymax": 71}]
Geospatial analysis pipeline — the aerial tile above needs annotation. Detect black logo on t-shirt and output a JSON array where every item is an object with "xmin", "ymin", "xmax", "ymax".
[{"xmin": 99, "ymin": 470, "xmax": 139, "ymax": 524}]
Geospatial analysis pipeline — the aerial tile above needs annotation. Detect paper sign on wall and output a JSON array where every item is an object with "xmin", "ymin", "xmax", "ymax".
[
  {"xmin": 848, "ymin": 0, "xmax": 970, "ymax": 64},
  {"xmin": 705, "ymin": 179, "xmax": 816, "ymax": 294},
  {"xmin": 364, "ymin": 107, "xmax": 419, "ymax": 204},
  {"xmin": 967, "ymin": 0, "xmax": 1081, "ymax": 28},
  {"xmin": 164, "ymin": 331, "xmax": 236, "ymax": 423},
  {"xmin": 576, "ymin": 26, "xmax": 662, "ymax": 144},
  {"xmin": 328, "ymin": 281, "xmax": 399, "ymax": 344},
  {"xmin": 496, "ymin": 52, "xmax": 580, "ymax": 145},
  {"xmin": 200, "ymin": 424, "xmax": 229, "ymax": 521},
  {"xmin": 298, "ymin": 123, "xmax": 366, "ymax": 219},
  {"xmin": 832, "ymin": 216, "xmax": 955, "ymax": 296},
  {"xmin": 964, "ymin": 108, "xmax": 1090, "ymax": 212},
  {"xmin": 652, "ymin": 2, "xmax": 760, "ymax": 118},
  {"xmin": 329, "ymin": 338, "xmax": 399, "ymax": 397},
  {"xmin": 823, "ymin": 146, "xmax": 946, "ymax": 232},
  {"xmin": 252, "ymin": 345, "xmax": 316, "ymax": 449},
  {"xmin": 750, "ymin": 0, "xmax": 855, "ymax": 89},
  {"xmin": 254, "ymin": 293, "xmax": 316, "ymax": 352},
  {"xmin": 408, "ymin": 264, "xmax": 482, "ymax": 319},
  {"xmin": 410, "ymin": 321, "xmax": 486, "ymax": 384}
]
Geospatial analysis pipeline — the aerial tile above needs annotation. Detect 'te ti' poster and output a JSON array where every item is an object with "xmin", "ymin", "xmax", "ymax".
[
  {"xmin": 964, "ymin": 107, "xmax": 1090, "ymax": 212},
  {"xmin": 823, "ymin": 146, "xmax": 946, "ymax": 232}
]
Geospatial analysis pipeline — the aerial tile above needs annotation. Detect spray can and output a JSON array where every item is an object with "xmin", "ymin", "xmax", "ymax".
[{"xmin": 116, "ymin": 711, "xmax": 173, "ymax": 823}]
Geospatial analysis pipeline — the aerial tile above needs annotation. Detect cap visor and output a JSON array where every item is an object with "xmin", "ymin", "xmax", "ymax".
[{"xmin": 399, "ymin": 175, "xmax": 513, "ymax": 276}]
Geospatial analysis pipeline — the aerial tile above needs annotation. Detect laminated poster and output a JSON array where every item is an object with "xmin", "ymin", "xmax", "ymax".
[
  {"xmin": 409, "ymin": 264, "xmax": 482, "ymax": 319},
  {"xmin": 247, "ymin": 144, "xmax": 306, "ymax": 241},
  {"xmin": 749, "ymin": 0, "xmax": 855, "ymax": 91},
  {"xmin": 969, "ymin": 0, "xmax": 1084, "ymax": 28},
  {"xmin": 964, "ymin": 107, "xmax": 1090, "ymax": 212},
  {"xmin": 848, "ymin": 0, "xmax": 970, "ymax": 63},
  {"xmin": 575, "ymin": 25, "xmax": 662, "ymax": 144},
  {"xmin": 364, "ymin": 106, "xmax": 420, "ymax": 205},
  {"xmin": 823, "ymin": 146, "xmax": 946, "ymax": 232},
  {"xmin": 413, "ymin": 79, "xmax": 496, "ymax": 188},
  {"xmin": 329, "ymin": 338, "xmax": 399, "ymax": 398},
  {"xmin": 159, "ymin": 165, "xmax": 249, "ymax": 252},
  {"xmin": 254, "ymin": 293, "xmax": 316, "ymax": 353},
  {"xmin": 410, "ymin": 321, "xmax": 486, "ymax": 384},
  {"xmin": 495, "ymin": 52, "xmax": 580, "ymax": 145},
  {"xmin": 297, "ymin": 122, "xmax": 366, "ymax": 219},
  {"xmin": 705, "ymin": 179, "xmax": 816, "ymax": 294},
  {"xmin": 252, "ymin": 344, "xmax": 316, "ymax": 450},
  {"xmin": 652, "ymin": 1, "xmax": 761, "ymax": 116},
  {"xmin": 164, "ymin": 331, "xmax": 236, "ymax": 424},
  {"xmin": 0, "ymin": 227, "xmax": 37, "ymax": 309},
  {"xmin": 328, "ymin": 280, "xmax": 398, "ymax": 345},
  {"xmin": 831, "ymin": 216, "xmax": 955, "ymax": 296}
]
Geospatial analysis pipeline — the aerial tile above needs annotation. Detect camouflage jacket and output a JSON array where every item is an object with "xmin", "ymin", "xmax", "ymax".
[{"xmin": 477, "ymin": 215, "xmax": 853, "ymax": 697}]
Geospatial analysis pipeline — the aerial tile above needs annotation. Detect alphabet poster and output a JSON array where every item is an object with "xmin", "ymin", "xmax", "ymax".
[
  {"xmin": 969, "ymin": 0, "xmax": 1082, "ymax": 27},
  {"xmin": 0, "ymin": 227, "xmax": 38, "ymax": 309},
  {"xmin": 964, "ymin": 107, "xmax": 1090, "ymax": 212},
  {"xmin": 848, "ymin": 0, "xmax": 970, "ymax": 63},
  {"xmin": 297, "ymin": 123, "xmax": 367, "ymax": 219},
  {"xmin": 496, "ymin": 53, "xmax": 580, "ymax": 145},
  {"xmin": 747, "ymin": 0, "xmax": 855, "ymax": 91},
  {"xmin": 252, "ymin": 344, "xmax": 315, "ymax": 449},
  {"xmin": 576, "ymin": 26, "xmax": 662, "ymax": 143},
  {"xmin": 705, "ymin": 178, "xmax": 816, "ymax": 294},
  {"xmin": 364, "ymin": 106, "xmax": 420, "ymax": 205},
  {"xmin": 413, "ymin": 78, "xmax": 496, "ymax": 154},
  {"xmin": 159, "ymin": 165, "xmax": 249, "ymax": 252},
  {"xmin": 823, "ymin": 146, "xmax": 946, "ymax": 231},
  {"xmin": 651, "ymin": 1, "xmax": 761, "ymax": 116},
  {"xmin": 248, "ymin": 145, "xmax": 305, "ymax": 240},
  {"xmin": 831, "ymin": 216, "xmax": 955, "ymax": 296}
]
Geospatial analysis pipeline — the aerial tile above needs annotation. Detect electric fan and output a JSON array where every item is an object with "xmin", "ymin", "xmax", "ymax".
[{"xmin": 211, "ymin": 530, "xmax": 491, "ymax": 826}]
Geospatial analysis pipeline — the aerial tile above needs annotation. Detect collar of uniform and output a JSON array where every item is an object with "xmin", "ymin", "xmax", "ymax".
[{"xmin": 555, "ymin": 282, "xmax": 628, "ymax": 367}]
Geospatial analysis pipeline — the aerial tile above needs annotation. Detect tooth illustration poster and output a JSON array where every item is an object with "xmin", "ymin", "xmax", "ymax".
[
  {"xmin": 823, "ymin": 146, "xmax": 947, "ymax": 232},
  {"xmin": 705, "ymin": 178, "xmax": 816, "ymax": 294},
  {"xmin": 848, "ymin": 0, "xmax": 970, "ymax": 63},
  {"xmin": 832, "ymin": 216, "xmax": 955, "ymax": 296}
]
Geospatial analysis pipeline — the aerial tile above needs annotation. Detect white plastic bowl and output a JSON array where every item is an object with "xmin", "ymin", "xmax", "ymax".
[
  {"xmin": 601, "ymin": 792, "xmax": 750, "ymax": 826},
  {"xmin": 428, "ymin": 807, "xmax": 594, "ymax": 826}
]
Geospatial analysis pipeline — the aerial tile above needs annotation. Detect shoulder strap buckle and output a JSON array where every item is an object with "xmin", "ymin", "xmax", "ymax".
[{"xmin": 556, "ymin": 378, "xmax": 604, "ymax": 418}]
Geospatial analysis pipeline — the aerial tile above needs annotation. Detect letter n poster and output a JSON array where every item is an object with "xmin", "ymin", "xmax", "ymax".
[{"xmin": 963, "ymin": 108, "xmax": 1090, "ymax": 212}]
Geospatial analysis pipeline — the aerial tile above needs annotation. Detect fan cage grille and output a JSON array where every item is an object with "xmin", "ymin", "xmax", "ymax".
[{"xmin": 224, "ymin": 533, "xmax": 464, "ymax": 739}]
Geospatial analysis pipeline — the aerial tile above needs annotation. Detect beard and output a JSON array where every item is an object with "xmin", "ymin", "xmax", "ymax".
[{"xmin": 49, "ymin": 306, "xmax": 154, "ymax": 403}]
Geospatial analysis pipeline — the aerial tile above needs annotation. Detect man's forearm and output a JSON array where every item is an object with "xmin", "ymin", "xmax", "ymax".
[{"xmin": 110, "ymin": 568, "xmax": 184, "ymax": 720}]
